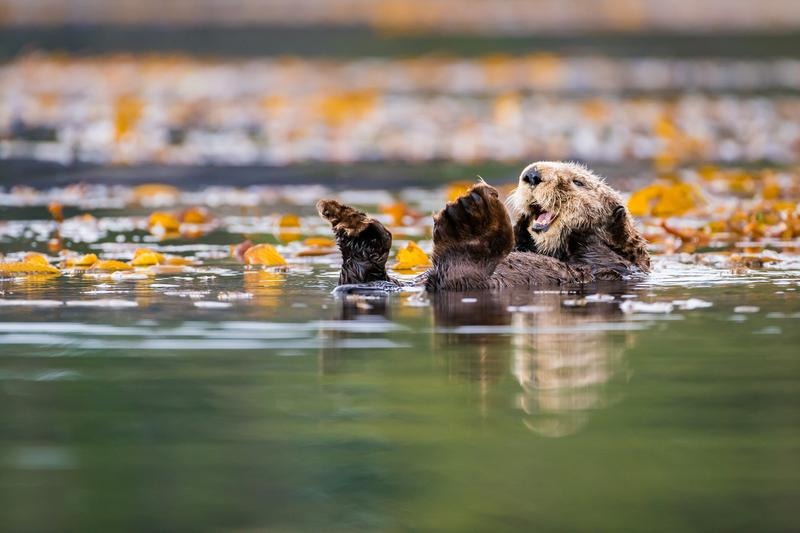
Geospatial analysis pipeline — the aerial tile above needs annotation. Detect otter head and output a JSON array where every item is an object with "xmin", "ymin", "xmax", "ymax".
[{"xmin": 511, "ymin": 161, "xmax": 650, "ymax": 270}]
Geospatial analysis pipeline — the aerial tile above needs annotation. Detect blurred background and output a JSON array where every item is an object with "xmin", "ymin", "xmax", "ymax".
[{"xmin": 1, "ymin": 0, "xmax": 799, "ymax": 187}]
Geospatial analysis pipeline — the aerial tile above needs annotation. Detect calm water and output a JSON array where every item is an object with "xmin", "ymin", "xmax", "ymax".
[
  {"xmin": 1, "ymin": 179, "xmax": 800, "ymax": 532},
  {"xmin": 1, "ymin": 252, "xmax": 799, "ymax": 532}
]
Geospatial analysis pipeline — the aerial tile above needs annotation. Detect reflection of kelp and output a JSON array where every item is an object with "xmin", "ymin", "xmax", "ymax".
[
  {"xmin": 0, "ymin": 276, "xmax": 62, "ymax": 319},
  {"xmin": 243, "ymin": 270, "xmax": 286, "ymax": 310},
  {"xmin": 434, "ymin": 291, "xmax": 631, "ymax": 437}
]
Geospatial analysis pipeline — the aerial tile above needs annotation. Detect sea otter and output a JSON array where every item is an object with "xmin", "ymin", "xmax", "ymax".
[{"xmin": 317, "ymin": 161, "xmax": 650, "ymax": 291}]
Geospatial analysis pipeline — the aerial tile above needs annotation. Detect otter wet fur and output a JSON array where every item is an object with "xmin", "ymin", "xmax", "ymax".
[{"xmin": 317, "ymin": 161, "xmax": 650, "ymax": 291}]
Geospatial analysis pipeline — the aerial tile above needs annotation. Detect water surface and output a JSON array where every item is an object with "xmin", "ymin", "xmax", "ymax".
[{"xmin": 1, "ymin": 251, "xmax": 799, "ymax": 531}]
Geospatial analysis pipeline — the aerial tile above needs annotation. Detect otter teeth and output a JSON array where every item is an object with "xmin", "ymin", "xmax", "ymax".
[{"xmin": 532, "ymin": 210, "xmax": 556, "ymax": 231}]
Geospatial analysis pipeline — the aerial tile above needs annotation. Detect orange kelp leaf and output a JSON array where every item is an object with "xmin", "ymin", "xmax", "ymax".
[
  {"xmin": 296, "ymin": 236, "xmax": 336, "ymax": 256},
  {"xmin": 0, "ymin": 254, "xmax": 61, "ymax": 276},
  {"xmin": 278, "ymin": 214, "xmax": 301, "ymax": 228},
  {"xmin": 148, "ymin": 212, "xmax": 181, "ymax": 232},
  {"xmin": 697, "ymin": 165, "xmax": 721, "ymax": 181},
  {"xmin": 316, "ymin": 90, "xmax": 378, "ymax": 126},
  {"xmin": 729, "ymin": 254, "xmax": 781, "ymax": 271},
  {"xmin": 133, "ymin": 183, "xmax": 180, "ymax": 204},
  {"xmin": 89, "ymin": 260, "xmax": 134, "ymax": 272},
  {"xmin": 525, "ymin": 52, "xmax": 564, "ymax": 87},
  {"xmin": 479, "ymin": 54, "xmax": 515, "ymax": 89},
  {"xmin": 74, "ymin": 213, "xmax": 97, "ymax": 223},
  {"xmin": 762, "ymin": 179, "xmax": 782, "ymax": 200},
  {"xmin": 660, "ymin": 221, "xmax": 710, "ymax": 253},
  {"xmin": 0, "ymin": 262, "xmax": 61, "ymax": 275},
  {"xmin": 166, "ymin": 256, "xmax": 194, "ymax": 266},
  {"xmin": 628, "ymin": 182, "xmax": 704, "ymax": 217},
  {"xmin": 653, "ymin": 116, "xmax": 678, "ymax": 139},
  {"xmin": 114, "ymin": 95, "xmax": 143, "ymax": 140},
  {"xmin": 726, "ymin": 171, "xmax": 757, "ymax": 197},
  {"xmin": 23, "ymin": 253, "xmax": 49, "ymax": 265},
  {"xmin": 181, "ymin": 228, "xmax": 207, "ymax": 240},
  {"xmin": 131, "ymin": 248, "xmax": 165, "ymax": 266},
  {"xmin": 48, "ymin": 236, "xmax": 63, "ymax": 254},
  {"xmin": 48, "ymin": 202, "xmax": 64, "ymax": 222},
  {"xmin": 653, "ymin": 152, "xmax": 679, "ymax": 172},
  {"xmin": 446, "ymin": 182, "xmax": 473, "ymax": 202},
  {"xmin": 181, "ymin": 206, "xmax": 211, "ymax": 224},
  {"xmin": 278, "ymin": 214, "xmax": 301, "ymax": 243},
  {"xmin": 72, "ymin": 253, "xmax": 99, "ymax": 267},
  {"xmin": 393, "ymin": 242, "xmax": 431, "ymax": 271},
  {"xmin": 304, "ymin": 237, "xmax": 334, "ymax": 247},
  {"xmin": 147, "ymin": 265, "xmax": 189, "ymax": 275},
  {"xmin": 243, "ymin": 244, "xmax": 287, "ymax": 266},
  {"xmin": 380, "ymin": 202, "xmax": 410, "ymax": 226},
  {"xmin": 296, "ymin": 247, "xmax": 336, "ymax": 257}
]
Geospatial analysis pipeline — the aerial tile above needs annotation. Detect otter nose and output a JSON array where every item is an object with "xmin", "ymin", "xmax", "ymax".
[{"xmin": 522, "ymin": 169, "xmax": 542, "ymax": 186}]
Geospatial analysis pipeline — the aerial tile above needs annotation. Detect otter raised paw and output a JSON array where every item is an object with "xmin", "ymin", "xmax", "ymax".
[
  {"xmin": 426, "ymin": 183, "xmax": 514, "ymax": 291},
  {"xmin": 316, "ymin": 199, "xmax": 393, "ymax": 285},
  {"xmin": 432, "ymin": 183, "xmax": 513, "ymax": 263}
]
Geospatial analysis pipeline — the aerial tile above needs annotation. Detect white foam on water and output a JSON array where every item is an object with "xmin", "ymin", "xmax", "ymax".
[
  {"xmin": 672, "ymin": 298, "xmax": 714, "ymax": 310},
  {"xmin": 65, "ymin": 299, "xmax": 138, "ymax": 308},
  {"xmin": 585, "ymin": 294, "xmax": 616, "ymax": 303},
  {"xmin": 194, "ymin": 301, "xmax": 233, "ymax": 309},
  {"xmin": 0, "ymin": 299, "xmax": 63, "ymax": 307},
  {"xmin": 620, "ymin": 301, "xmax": 674, "ymax": 314}
]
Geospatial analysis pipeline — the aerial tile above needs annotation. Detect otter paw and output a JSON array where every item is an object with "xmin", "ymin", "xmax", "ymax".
[
  {"xmin": 432, "ymin": 183, "xmax": 513, "ymax": 260},
  {"xmin": 434, "ymin": 184, "xmax": 498, "ymax": 241},
  {"xmin": 316, "ymin": 199, "xmax": 372, "ymax": 237}
]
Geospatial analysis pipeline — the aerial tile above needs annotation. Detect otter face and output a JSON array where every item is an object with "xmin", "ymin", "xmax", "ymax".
[{"xmin": 510, "ymin": 161, "xmax": 625, "ymax": 257}]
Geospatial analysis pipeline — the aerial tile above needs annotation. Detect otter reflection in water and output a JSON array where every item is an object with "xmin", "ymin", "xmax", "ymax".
[
  {"xmin": 321, "ymin": 289, "xmax": 635, "ymax": 437},
  {"xmin": 434, "ymin": 290, "xmax": 632, "ymax": 437}
]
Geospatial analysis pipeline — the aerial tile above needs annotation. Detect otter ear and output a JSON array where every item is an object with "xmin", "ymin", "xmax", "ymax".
[
  {"xmin": 606, "ymin": 203, "xmax": 650, "ymax": 271},
  {"xmin": 512, "ymin": 213, "xmax": 538, "ymax": 253}
]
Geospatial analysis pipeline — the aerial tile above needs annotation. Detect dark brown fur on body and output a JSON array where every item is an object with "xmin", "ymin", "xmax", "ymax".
[{"xmin": 317, "ymin": 162, "xmax": 650, "ymax": 291}]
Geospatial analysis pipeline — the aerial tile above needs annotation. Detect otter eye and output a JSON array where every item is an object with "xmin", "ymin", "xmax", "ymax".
[{"xmin": 573, "ymin": 179, "xmax": 585, "ymax": 187}]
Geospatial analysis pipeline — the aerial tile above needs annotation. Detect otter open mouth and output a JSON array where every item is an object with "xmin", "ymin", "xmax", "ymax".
[{"xmin": 530, "ymin": 203, "xmax": 558, "ymax": 232}]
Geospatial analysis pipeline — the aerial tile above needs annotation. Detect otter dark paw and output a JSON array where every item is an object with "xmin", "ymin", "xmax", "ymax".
[
  {"xmin": 605, "ymin": 203, "xmax": 650, "ymax": 271},
  {"xmin": 513, "ymin": 212, "xmax": 538, "ymax": 253},
  {"xmin": 317, "ymin": 199, "xmax": 394, "ymax": 284},
  {"xmin": 317, "ymin": 199, "xmax": 372, "ymax": 237},
  {"xmin": 432, "ymin": 183, "xmax": 513, "ymax": 262}
]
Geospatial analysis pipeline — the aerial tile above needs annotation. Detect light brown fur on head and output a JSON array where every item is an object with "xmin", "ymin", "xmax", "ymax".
[{"xmin": 510, "ymin": 161, "xmax": 650, "ymax": 270}]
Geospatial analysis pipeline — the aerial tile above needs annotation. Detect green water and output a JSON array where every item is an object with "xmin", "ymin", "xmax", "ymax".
[{"xmin": 1, "ymin": 257, "xmax": 799, "ymax": 532}]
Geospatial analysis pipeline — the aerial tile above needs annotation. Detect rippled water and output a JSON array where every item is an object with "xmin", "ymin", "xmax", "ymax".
[{"xmin": 1, "ymin": 248, "xmax": 799, "ymax": 531}]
